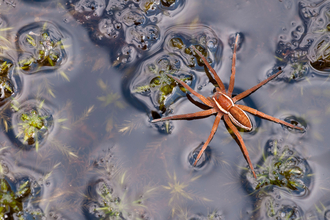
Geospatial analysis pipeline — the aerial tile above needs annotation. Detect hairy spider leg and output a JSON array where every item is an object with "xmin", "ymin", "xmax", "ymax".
[
  {"xmin": 166, "ymin": 74, "xmax": 213, "ymax": 107},
  {"xmin": 223, "ymin": 115, "xmax": 257, "ymax": 178},
  {"xmin": 151, "ymin": 109, "xmax": 217, "ymax": 123},
  {"xmin": 236, "ymin": 105, "xmax": 304, "ymax": 131},
  {"xmin": 191, "ymin": 46, "xmax": 226, "ymax": 93},
  {"xmin": 193, "ymin": 112, "xmax": 223, "ymax": 166},
  {"xmin": 232, "ymin": 70, "xmax": 283, "ymax": 103},
  {"xmin": 228, "ymin": 34, "xmax": 239, "ymax": 97}
]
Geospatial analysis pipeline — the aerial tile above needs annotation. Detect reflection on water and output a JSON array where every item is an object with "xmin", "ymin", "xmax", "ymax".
[{"xmin": 1, "ymin": 0, "xmax": 330, "ymax": 219}]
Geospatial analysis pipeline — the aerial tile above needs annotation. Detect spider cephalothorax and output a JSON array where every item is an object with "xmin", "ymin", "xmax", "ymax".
[{"xmin": 152, "ymin": 34, "xmax": 304, "ymax": 178}]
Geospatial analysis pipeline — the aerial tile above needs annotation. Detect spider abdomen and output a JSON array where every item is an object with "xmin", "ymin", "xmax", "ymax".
[
  {"xmin": 228, "ymin": 106, "xmax": 252, "ymax": 131},
  {"xmin": 213, "ymin": 93, "xmax": 234, "ymax": 113}
]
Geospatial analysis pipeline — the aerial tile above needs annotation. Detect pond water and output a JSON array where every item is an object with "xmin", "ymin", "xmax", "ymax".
[{"xmin": 1, "ymin": 0, "xmax": 330, "ymax": 219}]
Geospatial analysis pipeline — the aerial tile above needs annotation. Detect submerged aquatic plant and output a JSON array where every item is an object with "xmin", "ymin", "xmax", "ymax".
[
  {"xmin": 90, "ymin": 172, "xmax": 156, "ymax": 220},
  {"xmin": 0, "ymin": 60, "xmax": 14, "ymax": 103},
  {"xmin": 0, "ymin": 60, "xmax": 12, "ymax": 77},
  {"xmin": 18, "ymin": 22, "xmax": 68, "ymax": 72},
  {"xmin": 309, "ymin": 37, "xmax": 330, "ymax": 71},
  {"xmin": 0, "ymin": 178, "xmax": 30, "ymax": 219},
  {"xmin": 11, "ymin": 100, "xmax": 52, "ymax": 151},
  {"xmin": 18, "ymin": 109, "xmax": 48, "ymax": 150},
  {"xmin": 254, "ymin": 194, "xmax": 303, "ymax": 219},
  {"xmin": 118, "ymin": 115, "xmax": 144, "ymax": 135},
  {"xmin": 254, "ymin": 140, "xmax": 311, "ymax": 195},
  {"xmin": 20, "ymin": 33, "xmax": 61, "ymax": 69},
  {"xmin": 0, "ymin": 77, "xmax": 13, "ymax": 100},
  {"xmin": 133, "ymin": 57, "xmax": 192, "ymax": 112},
  {"xmin": 162, "ymin": 170, "xmax": 211, "ymax": 216},
  {"xmin": 289, "ymin": 61, "xmax": 309, "ymax": 81},
  {"xmin": 97, "ymin": 79, "xmax": 126, "ymax": 109},
  {"xmin": 94, "ymin": 182, "xmax": 123, "ymax": 218},
  {"xmin": 97, "ymin": 79, "xmax": 126, "ymax": 137}
]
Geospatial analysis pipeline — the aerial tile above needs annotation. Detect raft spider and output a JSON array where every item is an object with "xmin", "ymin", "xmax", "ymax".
[{"xmin": 152, "ymin": 34, "xmax": 303, "ymax": 178}]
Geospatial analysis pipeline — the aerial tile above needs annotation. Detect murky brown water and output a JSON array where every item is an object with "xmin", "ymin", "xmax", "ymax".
[{"xmin": 1, "ymin": 0, "xmax": 330, "ymax": 219}]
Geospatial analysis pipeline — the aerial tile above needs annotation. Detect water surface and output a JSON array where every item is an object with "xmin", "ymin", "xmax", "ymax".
[{"xmin": 0, "ymin": 0, "xmax": 330, "ymax": 219}]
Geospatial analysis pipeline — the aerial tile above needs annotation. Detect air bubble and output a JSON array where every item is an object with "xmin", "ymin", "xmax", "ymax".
[{"xmin": 115, "ymin": 23, "xmax": 121, "ymax": 29}]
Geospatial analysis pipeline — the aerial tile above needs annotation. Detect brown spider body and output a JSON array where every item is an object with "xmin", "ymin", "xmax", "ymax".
[
  {"xmin": 212, "ymin": 92, "xmax": 252, "ymax": 131},
  {"xmin": 152, "ymin": 34, "xmax": 304, "ymax": 179}
]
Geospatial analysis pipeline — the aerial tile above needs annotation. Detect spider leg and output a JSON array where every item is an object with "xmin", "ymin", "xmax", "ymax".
[
  {"xmin": 224, "ymin": 115, "xmax": 257, "ymax": 179},
  {"xmin": 186, "ymin": 94, "xmax": 211, "ymax": 110},
  {"xmin": 232, "ymin": 70, "xmax": 283, "ymax": 103},
  {"xmin": 227, "ymin": 34, "xmax": 239, "ymax": 97},
  {"xmin": 193, "ymin": 112, "xmax": 223, "ymax": 166},
  {"xmin": 152, "ymin": 108, "xmax": 217, "ymax": 123},
  {"xmin": 236, "ymin": 104, "xmax": 304, "ymax": 131},
  {"xmin": 167, "ymin": 74, "xmax": 213, "ymax": 107},
  {"xmin": 191, "ymin": 46, "xmax": 226, "ymax": 93}
]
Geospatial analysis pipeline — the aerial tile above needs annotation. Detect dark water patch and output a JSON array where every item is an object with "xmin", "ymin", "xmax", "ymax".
[
  {"xmin": 138, "ymin": 0, "xmax": 186, "ymax": 17},
  {"xmin": 116, "ymin": 7, "xmax": 146, "ymax": 26},
  {"xmin": 66, "ymin": 0, "xmax": 184, "ymax": 68},
  {"xmin": 113, "ymin": 44, "xmax": 139, "ymax": 67},
  {"xmin": 74, "ymin": 0, "xmax": 107, "ymax": 17},
  {"xmin": 98, "ymin": 18, "xmax": 123, "ymax": 40},
  {"xmin": 126, "ymin": 24, "xmax": 160, "ymax": 51},
  {"xmin": 273, "ymin": 2, "xmax": 312, "ymax": 83}
]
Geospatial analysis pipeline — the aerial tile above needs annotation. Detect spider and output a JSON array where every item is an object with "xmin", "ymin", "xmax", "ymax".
[{"xmin": 152, "ymin": 34, "xmax": 304, "ymax": 178}]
